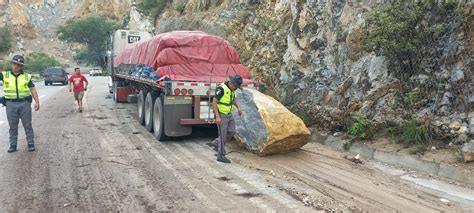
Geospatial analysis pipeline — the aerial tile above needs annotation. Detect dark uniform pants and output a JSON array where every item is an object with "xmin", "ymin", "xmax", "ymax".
[
  {"xmin": 6, "ymin": 101, "xmax": 34, "ymax": 147},
  {"xmin": 213, "ymin": 113, "xmax": 236, "ymax": 157}
]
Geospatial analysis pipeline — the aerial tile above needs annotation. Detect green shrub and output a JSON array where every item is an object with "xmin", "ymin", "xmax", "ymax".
[
  {"xmin": 406, "ymin": 90, "xmax": 418, "ymax": 107},
  {"xmin": 296, "ymin": 111, "xmax": 310, "ymax": 125},
  {"xmin": 0, "ymin": 26, "xmax": 12, "ymax": 53},
  {"xmin": 332, "ymin": 51, "xmax": 341, "ymax": 66},
  {"xmin": 0, "ymin": 62, "xmax": 12, "ymax": 73},
  {"xmin": 343, "ymin": 140, "xmax": 353, "ymax": 151},
  {"xmin": 101, "ymin": 69, "xmax": 108, "ymax": 76},
  {"xmin": 239, "ymin": 48, "xmax": 252, "ymax": 64},
  {"xmin": 175, "ymin": 4, "xmax": 186, "ymax": 14},
  {"xmin": 401, "ymin": 120, "xmax": 427, "ymax": 145},
  {"xmin": 453, "ymin": 150, "xmax": 463, "ymax": 162},
  {"xmin": 405, "ymin": 90, "xmax": 418, "ymax": 119},
  {"xmin": 385, "ymin": 90, "xmax": 429, "ymax": 146},
  {"xmin": 403, "ymin": 90, "xmax": 427, "ymax": 145},
  {"xmin": 31, "ymin": 73, "xmax": 43, "ymax": 81},
  {"xmin": 441, "ymin": 0, "xmax": 457, "ymax": 10},
  {"xmin": 385, "ymin": 126, "xmax": 399, "ymax": 138},
  {"xmin": 361, "ymin": 1, "xmax": 450, "ymax": 83},
  {"xmin": 260, "ymin": 17, "xmax": 273, "ymax": 31},
  {"xmin": 25, "ymin": 52, "xmax": 61, "ymax": 73},
  {"xmin": 162, "ymin": 25, "xmax": 173, "ymax": 33},
  {"xmin": 348, "ymin": 113, "xmax": 374, "ymax": 139},
  {"xmin": 137, "ymin": 0, "xmax": 166, "ymax": 19}
]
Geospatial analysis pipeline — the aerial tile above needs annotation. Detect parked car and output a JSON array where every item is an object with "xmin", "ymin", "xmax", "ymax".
[
  {"xmin": 43, "ymin": 67, "xmax": 68, "ymax": 86},
  {"xmin": 89, "ymin": 68, "xmax": 101, "ymax": 76}
]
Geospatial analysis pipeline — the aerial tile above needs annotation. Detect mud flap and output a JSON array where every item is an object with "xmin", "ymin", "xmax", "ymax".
[{"xmin": 163, "ymin": 96, "xmax": 192, "ymax": 137}]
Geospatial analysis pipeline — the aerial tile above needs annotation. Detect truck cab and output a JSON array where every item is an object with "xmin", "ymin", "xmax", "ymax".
[{"xmin": 107, "ymin": 30, "xmax": 152, "ymax": 96}]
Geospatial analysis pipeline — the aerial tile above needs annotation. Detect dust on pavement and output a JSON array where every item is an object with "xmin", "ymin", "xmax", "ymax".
[{"xmin": 0, "ymin": 77, "xmax": 467, "ymax": 212}]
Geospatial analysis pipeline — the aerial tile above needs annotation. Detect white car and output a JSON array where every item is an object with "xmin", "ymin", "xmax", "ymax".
[{"xmin": 89, "ymin": 68, "xmax": 101, "ymax": 76}]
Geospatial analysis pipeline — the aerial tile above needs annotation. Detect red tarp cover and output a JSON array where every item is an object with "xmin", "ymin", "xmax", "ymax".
[{"xmin": 114, "ymin": 31, "xmax": 252, "ymax": 83}]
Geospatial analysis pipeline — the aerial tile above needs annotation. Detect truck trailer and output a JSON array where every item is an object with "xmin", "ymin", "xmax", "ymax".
[{"xmin": 107, "ymin": 30, "xmax": 256, "ymax": 140}]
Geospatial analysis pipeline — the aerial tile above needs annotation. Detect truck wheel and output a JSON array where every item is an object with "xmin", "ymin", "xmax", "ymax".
[
  {"xmin": 153, "ymin": 96, "xmax": 168, "ymax": 141},
  {"xmin": 144, "ymin": 92, "xmax": 157, "ymax": 132},
  {"xmin": 137, "ymin": 90, "xmax": 147, "ymax": 125}
]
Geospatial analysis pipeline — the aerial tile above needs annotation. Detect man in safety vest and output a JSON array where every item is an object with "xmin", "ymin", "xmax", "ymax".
[
  {"xmin": 0, "ymin": 55, "xmax": 40, "ymax": 153},
  {"xmin": 212, "ymin": 75, "xmax": 243, "ymax": 163}
]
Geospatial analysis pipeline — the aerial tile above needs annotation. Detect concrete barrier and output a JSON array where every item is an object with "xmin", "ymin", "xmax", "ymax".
[{"xmin": 314, "ymin": 134, "xmax": 474, "ymax": 186}]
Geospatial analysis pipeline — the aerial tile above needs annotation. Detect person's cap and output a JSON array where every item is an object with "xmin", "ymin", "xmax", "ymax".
[
  {"xmin": 11, "ymin": 55, "xmax": 25, "ymax": 66},
  {"xmin": 229, "ymin": 75, "xmax": 243, "ymax": 89}
]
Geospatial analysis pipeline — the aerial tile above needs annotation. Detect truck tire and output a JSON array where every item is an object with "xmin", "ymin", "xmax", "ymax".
[
  {"xmin": 153, "ymin": 96, "xmax": 168, "ymax": 141},
  {"xmin": 144, "ymin": 92, "xmax": 157, "ymax": 132},
  {"xmin": 137, "ymin": 90, "xmax": 147, "ymax": 125}
]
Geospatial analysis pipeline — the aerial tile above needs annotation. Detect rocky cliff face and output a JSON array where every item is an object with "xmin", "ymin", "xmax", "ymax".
[
  {"xmin": 2, "ymin": 0, "xmax": 472, "ymax": 143},
  {"xmin": 0, "ymin": 0, "xmax": 132, "ymax": 63},
  {"xmin": 151, "ymin": 0, "xmax": 472, "ymax": 143}
]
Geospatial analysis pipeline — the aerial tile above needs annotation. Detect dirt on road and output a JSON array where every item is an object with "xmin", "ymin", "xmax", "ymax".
[{"xmin": 0, "ymin": 77, "xmax": 468, "ymax": 212}]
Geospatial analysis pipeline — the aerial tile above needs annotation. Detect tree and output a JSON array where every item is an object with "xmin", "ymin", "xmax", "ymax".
[
  {"xmin": 73, "ymin": 48, "xmax": 95, "ymax": 65},
  {"xmin": 0, "ymin": 26, "xmax": 12, "ymax": 54},
  {"xmin": 361, "ymin": 1, "xmax": 448, "ymax": 85},
  {"xmin": 137, "ymin": 0, "xmax": 166, "ymax": 19},
  {"xmin": 25, "ymin": 52, "xmax": 61, "ymax": 73},
  {"xmin": 57, "ymin": 16, "xmax": 119, "ymax": 68}
]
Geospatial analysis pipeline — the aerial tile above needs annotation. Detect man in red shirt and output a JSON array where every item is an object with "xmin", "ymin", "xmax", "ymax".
[{"xmin": 69, "ymin": 67, "xmax": 88, "ymax": 112}]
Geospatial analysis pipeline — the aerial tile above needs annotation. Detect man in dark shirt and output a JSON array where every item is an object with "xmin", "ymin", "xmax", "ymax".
[{"xmin": 1, "ymin": 55, "xmax": 40, "ymax": 153}]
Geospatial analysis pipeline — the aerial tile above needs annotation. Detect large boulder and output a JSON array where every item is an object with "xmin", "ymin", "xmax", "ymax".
[
  {"xmin": 462, "ymin": 142, "xmax": 474, "ymax": 163},
  {"xmin": 234, "ymin": 89, "xmax": 311, "ymax": 156}
]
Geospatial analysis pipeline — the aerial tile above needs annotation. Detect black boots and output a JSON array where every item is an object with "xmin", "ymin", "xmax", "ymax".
[
  {"xmin": 217, "ymin": 155, "xmax": 231, "ymax": 163},
  {"xmin": 7, "ymin": 146, "xmax": 17, "ymax": 153}
]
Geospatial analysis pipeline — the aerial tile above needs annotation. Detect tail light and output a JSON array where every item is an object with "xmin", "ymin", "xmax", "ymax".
[
  {"xmin": 181, "ymin": 89, "xmax": 188, "ymax": 95},
  {"xmin": 206, "ymin": 90, "xmax": 210, "ymax": 96},
  {"xmin": 188, "ymin": 89, "xmax": 194, "ymax": 95},
  {"xmin": 174, "ymin": 89, "xmax": 180, "ymax": 95}
]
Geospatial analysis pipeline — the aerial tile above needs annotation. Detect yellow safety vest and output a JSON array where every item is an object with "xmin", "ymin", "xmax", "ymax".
[
  {"xmin": 2, "ymin": 71, "xmax": 32, "ymax": 99},
  {"xmin": 217, "ymin": 83, "xmax": 234, "ymax": 115}
]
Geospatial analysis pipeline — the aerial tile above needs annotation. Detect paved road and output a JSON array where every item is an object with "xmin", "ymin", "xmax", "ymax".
[
  {"xmin": 0, "ymin": 80, "xmax": 66, "ymax": 140},
  {"xmin": 0, "ymin": 76, "xmax": 472, "ymax": 212}
]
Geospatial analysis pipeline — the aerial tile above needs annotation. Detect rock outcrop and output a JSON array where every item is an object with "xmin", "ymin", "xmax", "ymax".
[
  {"xmin": 10, "ymin": 2, "xmax": 37, "ymax": 39},
  {"xmin": 150, "ymin": 0, "xmax": 471, "ymax": 145},
  {"xmin": 77, "ymin": 0, "xmax": 132, "ymax": 19},
  {"xmin": 0, "ymin": 0, "xmax": 471, "ymax": 146},
  {"xmin": 1, "ymin": 0, "xmax": 141, "ymax": 57},
  {"xmin": 128, "ymin": 7, "xmax": 153, "ymax": 32},
  {"xmin": 462, "ymin": 142, "xmax": 474, "ymax": 163},
  {"xmin": 234, "ymin": 89, "xmax": 311, "ymax": 156}
]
